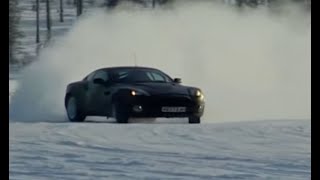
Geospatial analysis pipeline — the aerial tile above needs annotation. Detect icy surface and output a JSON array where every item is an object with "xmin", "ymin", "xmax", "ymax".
[{"xmin": 9, "ymin": 119, "xmax": 310, "ymax": 180}]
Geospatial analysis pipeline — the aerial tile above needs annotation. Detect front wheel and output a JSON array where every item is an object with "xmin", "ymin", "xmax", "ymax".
[
  {"xmin": 66, "ymin": 96, "xmax": 86, "ymax": 122},
  {"xmin": 112, "ymin": 103, "xmax": 129, "ymax": 123},
  {"xmin": 188, "ymin": 116, "xmax": 201, "ymax": 124}
]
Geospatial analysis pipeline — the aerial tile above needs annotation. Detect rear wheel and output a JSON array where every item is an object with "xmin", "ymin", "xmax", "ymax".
[
  {"xmin": 112, "ymin": 103, "xmax": 129, "ymax": 123},
  {"xmin": 66, "ymin": 96, "xmax": 86, "ymax": 122},
  {"xmin": 188, "ymin": 116, "xmax": 200, "ymax": 124}
]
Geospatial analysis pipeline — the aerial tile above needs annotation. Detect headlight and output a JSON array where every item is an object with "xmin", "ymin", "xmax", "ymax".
[
  {"xmin": 189, "ymin": 89, "xmax": 204, "ymax": 100},
  {"xmin": 131, "ymin": 90, "xmax": 138, "ymax": 96},
  {"xmin": 130, "ymin": 89, "xmax": 149, "ymax": 96},
  {"xmin": 195, "ymin": 90, "xmax": 202, "ymax": 97},
  {"xmin": 196, "ymin": 90, "xmax": 204, "ymax": 100}
]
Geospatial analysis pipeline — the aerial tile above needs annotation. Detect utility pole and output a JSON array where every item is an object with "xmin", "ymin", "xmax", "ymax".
[
  {"xmin": 36, "ymin": 0, "xmax": 40, "ymax": 43},
  {"xmin": 46, "ymin": 0, "xmax": 51, "ymax": 39},
  {"xmin": 60, "ymin": 0, "xmax": 64, "ymax": 22}
]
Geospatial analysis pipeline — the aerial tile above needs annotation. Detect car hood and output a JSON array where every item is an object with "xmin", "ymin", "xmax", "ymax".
[{"xmin": 129, "ymin": 82, "xmax": 191, "ymax": 96}]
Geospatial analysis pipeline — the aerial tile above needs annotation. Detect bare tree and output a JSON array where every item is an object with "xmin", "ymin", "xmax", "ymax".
[
  {"xmin": 152, "ymin": 0, "xmax": 155, "ymax": 8},
  {"xmin": 9, "ymin": 0, "xmax": 23, "ymax": 64},
  {"xmin": 77, "ymin": 0, "xmax": 83, "ymax": 16},
  {"xmin": 60, "ymin": 0, "xmax": 64, "ymax": 22},
  {"xmin": 46, "ymin": 0, "xmax": 52, "ymax": 39},
  {"xmin": 36, "ymin": 0, "xmax": 40, "ymax": 43}
]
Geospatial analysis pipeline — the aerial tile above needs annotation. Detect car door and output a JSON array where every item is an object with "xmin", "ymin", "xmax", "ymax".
[
  {"xmin": 87, "ymin": 70, "xmax": 112, "ymax": 115},
  {"xmin": 82, "ymin": 71, "xmax": 96, "ymax": 113}
]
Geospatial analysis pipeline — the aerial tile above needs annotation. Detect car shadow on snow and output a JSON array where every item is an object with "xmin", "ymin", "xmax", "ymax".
[
  {"xmin": 9, "ymin": 116, "xmax": 190, "ymax": 124},
  {"xmin": 84, "ymin": 117, "xmax": 189, "ymax": 124}
]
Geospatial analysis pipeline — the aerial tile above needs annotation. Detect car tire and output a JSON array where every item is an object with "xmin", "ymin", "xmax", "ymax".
[
  {"xmin": 112, "ymin": 103, "xmax": 129, "ymax": 123},
  {"xmin": 188, "ymin": 116, "xmax": 200, "ymax": 124},
  {"xmin": 66, "ymin": 95, "xmax": 86, "ymax": 122}
]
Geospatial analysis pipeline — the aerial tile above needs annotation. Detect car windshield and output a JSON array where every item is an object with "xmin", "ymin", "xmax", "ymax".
[{"xmin": 110, "ymin": 68, "xmax": 173, "ymax": 83}]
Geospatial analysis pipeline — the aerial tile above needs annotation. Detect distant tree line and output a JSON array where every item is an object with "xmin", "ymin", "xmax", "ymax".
[
  {"xmin": 106, "ymin": 0, "xmax": 174, "ymax": 8},
  {"xmin": 9, "ymin": 0, "xmax": 310, "ymax": 65},
  {"xmin": 9, "ymin": 0, "xmax": 23, "ymax": 64},
  {"xmin": 105, "ymin": 0, "xmax": 310, "ymax": 8},
  {"xmin": 234, "ymin": 0, "xmax": 310, "ymax": 8}
]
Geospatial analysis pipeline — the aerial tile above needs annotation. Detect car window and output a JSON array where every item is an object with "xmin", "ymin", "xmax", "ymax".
[
  {"xmin": 131, "ymin": 70, "xmax": 152, "ymax": 82},
  {"xmin": 112, "ymin": 70, "xmax": 129, "ymax": 81},
  {"xmin": 84, "ymin": 71, "xmax": 96, "ymax": 81},
  {"xmin": 110, "ymin": 68, "xmax": 173, "ymax": 83},
  {"xmin": 146, "ymin": 72, "xmax": 154, "ymax": 80},
  {"xmin": 93, "ymin": 70, "xmax": 109, "ymax": 81},
  {"xmin": 150, "ymin": 72, "xmax": 166, "ymax": 82}
]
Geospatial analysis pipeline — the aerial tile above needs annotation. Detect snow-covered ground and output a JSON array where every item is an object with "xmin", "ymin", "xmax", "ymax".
[
  {"xmin": 9, "ymin": 119, "xmax": 310, "ymax": 180},
  {"xmin": 9, "ymin": 79, "xmax": 311, "ymax": 180}
]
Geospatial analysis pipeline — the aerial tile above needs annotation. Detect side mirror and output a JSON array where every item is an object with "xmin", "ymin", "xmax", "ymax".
[
  {"xmin": 174, "ymin": 78, "xmax": 182, "ymax": 84},
  {"xmin": 93, "ymin": 78, "xmax": 105, "ymax": 85}
]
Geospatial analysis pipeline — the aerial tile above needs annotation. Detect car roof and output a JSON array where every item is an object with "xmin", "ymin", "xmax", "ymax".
[
  {"xmin": 95, "ymin": 66, "xmax": 161, "ymax": 72},
  {"xmin": 83, "ymin": 66, "xmax": 173, "ymax": 81}
]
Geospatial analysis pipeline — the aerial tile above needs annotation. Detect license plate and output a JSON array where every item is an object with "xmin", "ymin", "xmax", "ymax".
[{"xmin": 161, "ymin": 107, "xmax": 186, "ymax": 113}]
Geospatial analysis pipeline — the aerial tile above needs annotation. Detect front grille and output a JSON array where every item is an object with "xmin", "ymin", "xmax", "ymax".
[
  {"xmin": 130, "ymin": 94, "xmax": 203, "ymax": 118},
  {"xmin": 143, "ymin": 94, "xmax": 193, "ymax": 106}
]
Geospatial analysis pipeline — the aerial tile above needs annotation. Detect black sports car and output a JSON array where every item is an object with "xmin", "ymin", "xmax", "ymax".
[{"xmin": 64, "ymin": 66, "xmax": 205, "ymax": 123}]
